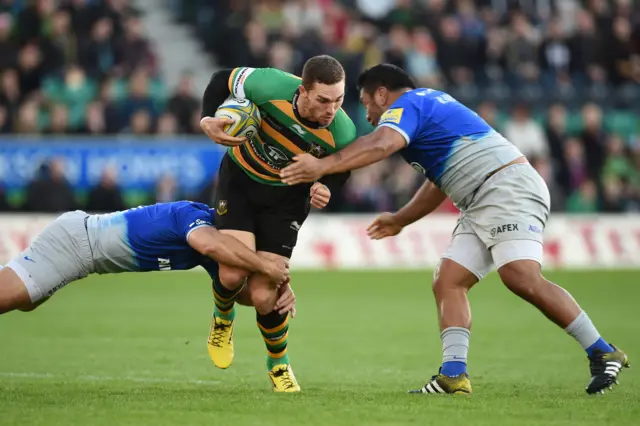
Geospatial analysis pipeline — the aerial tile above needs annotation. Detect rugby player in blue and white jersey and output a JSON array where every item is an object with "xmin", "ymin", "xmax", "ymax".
[
  {"xmin": 0, "ymin": 201, "xmax": 293, "ymax": 318},
  {"xmin": 280, "ymin": 64, "xmax": 629, "ymax": 395}
]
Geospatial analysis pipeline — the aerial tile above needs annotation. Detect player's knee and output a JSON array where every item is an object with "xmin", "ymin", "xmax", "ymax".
[
  {"xmin": 498, "ymin": 260, "xmax": 543, "ymax": 301},
  {"xmin": 432, "ymin": 259, "xmax": 478, "ymax": 296},
  {"xmin": 218, "ymin": 266, "xmax": 249, "ymax": 290},
  {"xmin": 249, "ymin": 287, "xmax": 277, "ymax": 315}
]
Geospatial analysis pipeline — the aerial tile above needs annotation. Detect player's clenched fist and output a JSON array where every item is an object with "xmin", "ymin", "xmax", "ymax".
[
  {"xmin": 263, "ymin": 257, "xmax": 290, "ymax": 286},
  {"xmin": 200, "ymin": 116, "xmax": 247, "ymax": 146},
  {"xmin": 310, "ymin": 182, "xmax": 330, "ymax": 209},
  {"xmin": 367, "ymin": 213, "xmax": 404, "ymax": 240}
]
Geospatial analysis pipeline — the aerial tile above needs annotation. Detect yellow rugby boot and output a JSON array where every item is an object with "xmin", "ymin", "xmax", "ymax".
[
  {"xmin": 268, "ymin": 364, "xmax": 301, "ymax": 392},
  {"xmin": 207, "ymin": 315, "xmax": 234, "ymax": 369}
]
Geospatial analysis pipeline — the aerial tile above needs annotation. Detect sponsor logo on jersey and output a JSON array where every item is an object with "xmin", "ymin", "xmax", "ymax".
[
  {"xmin": 158, "ymin": 257, "xmax": 172, "ymax": 271},
  {"xmin": 247, "ymin": 139, "xmax": 285, "ymax": 170},
  {"xmin": 24, "ymin": 255, "xmax": 36, "ymax": 263},
  {"xmin": 528, "ymin": 224, "xmax": 542, "ymax": 233},
  {"xmin": 291, "ymin": 124, "xmax": 307, "ymax": 136},
  {"xmin": 490, "ymin": 224, "xmax": 519, "ymax": 237},
  {"xmin": 379, "ymin": 108, "xmax": 404, "ymax": 125},
  {"xmin": 217, "ymin": 200, "xmax": 228, "ymax": 216},
  {"xmin": 189, "ymin": 218, "xmax": 211, "ymax": 228},
  {"xmin": 265, "ymin": 144, "xmax": 289, "ymax": 165},
  {"xmin": 232, "ymin": 67, "xmax": 255, "ymax": 99},
  {"xmin": 290, "ymin": 221, "xmax": 301, "ymax": 231},
  {"xmin": 47, "ymin": 280, "xmax": 69, "ymax": 296}
]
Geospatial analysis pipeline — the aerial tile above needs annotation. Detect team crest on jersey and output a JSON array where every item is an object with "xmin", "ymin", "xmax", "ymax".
[
  {"xmin": 307, "ymin": 144, "xmax": 326, "ymax": 158},
  {"xmin": 217, "ymin": 200, "xmax": 228, "ymax": 216},
  {"xmin": 379, "ymin": 108, "xmax": 404, "ymax": 125}
]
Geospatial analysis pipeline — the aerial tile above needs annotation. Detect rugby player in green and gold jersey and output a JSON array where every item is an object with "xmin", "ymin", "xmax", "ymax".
[{"xmin": 200, "ymin": 55, "xmax": 356, "ymax": 391}]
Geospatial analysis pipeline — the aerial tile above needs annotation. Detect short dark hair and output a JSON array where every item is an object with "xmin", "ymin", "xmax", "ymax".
[
  {"xmin": 301, "ymin": 55, "xmax": 345, "ymax": 89},
  {"xmin": 357, "ymin": 64, "xmax": 416, "ymax": 94}
]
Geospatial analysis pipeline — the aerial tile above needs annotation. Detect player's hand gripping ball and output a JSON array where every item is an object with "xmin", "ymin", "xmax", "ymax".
[{"xmin": 214, "ymin": 97, "xmax": 262, "ymax": 141}]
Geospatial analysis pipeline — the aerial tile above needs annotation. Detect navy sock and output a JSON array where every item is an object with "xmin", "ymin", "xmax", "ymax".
[
  {"xmin": 586, "ymin": 337, "xmax": 614, "ymax": 357},
  {"xmin": 441, "ymin": 361, "xmax": 466, "ymax": 377}
]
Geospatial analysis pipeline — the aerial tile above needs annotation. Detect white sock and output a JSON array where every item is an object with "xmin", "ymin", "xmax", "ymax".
[
  {"xmin": 564, "ymin": 311, "xmax": 601, "ymax": 350},
  {"xmin": 441, "ymin": 327, "xmax": 470, "ymax": 364}
]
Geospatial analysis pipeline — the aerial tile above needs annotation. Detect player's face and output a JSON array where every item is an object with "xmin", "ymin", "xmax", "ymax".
[
  {"xmin": 300, "ymin": 81, "xmax": 345, "ymax": 127},
  {"xmin": 360, "ymin": 89, "xmax": 386, "ymax": 127}
]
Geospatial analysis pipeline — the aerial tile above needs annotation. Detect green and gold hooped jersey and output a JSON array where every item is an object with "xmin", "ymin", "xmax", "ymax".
[{"xmin": 227, "ymin": 67, "xmax": 357, "ymax": 185}]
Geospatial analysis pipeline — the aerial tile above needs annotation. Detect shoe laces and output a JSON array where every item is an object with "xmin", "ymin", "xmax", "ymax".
[
  {"xmin": 209, "ymin": 320, "xmax": 230, "ymax": 348},
  {"xmin": 273, "ymin": 367, "xmax": 296, "ymax": 390}
]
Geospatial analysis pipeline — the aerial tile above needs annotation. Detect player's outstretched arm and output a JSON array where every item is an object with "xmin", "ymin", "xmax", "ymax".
[
  {"xmin": 393, "ymin": 180, "xmax": 447, "ymax": 227},
  {"xmin": 187, "ymin": 227, "xmax": 289, "ymax": 285},
  {"xmin": 366, "ymin": 181, "xmax": 446, "ymax": 240},
  {"xmin": 280, "ymin": 126, "xmax": 405, "ymax": 185}
]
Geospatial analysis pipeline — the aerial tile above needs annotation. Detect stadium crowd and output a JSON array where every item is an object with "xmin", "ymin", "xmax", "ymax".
[
  {"xmin": 175, "ymin": 0, "xmax": 640, "ymax": 213},
  {"xmin": 0, "ymin": 0, "xmax": 638, "ymax": 214}
]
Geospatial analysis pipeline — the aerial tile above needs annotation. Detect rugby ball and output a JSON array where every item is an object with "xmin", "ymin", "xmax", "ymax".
[{"xmin": 214, "ymin": 97, "xmax": 261, "ymax": 140}]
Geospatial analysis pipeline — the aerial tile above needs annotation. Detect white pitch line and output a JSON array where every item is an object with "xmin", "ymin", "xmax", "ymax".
[{"xmin": 0, "ymin": 371, "xmax": 221, "ymax": 385}]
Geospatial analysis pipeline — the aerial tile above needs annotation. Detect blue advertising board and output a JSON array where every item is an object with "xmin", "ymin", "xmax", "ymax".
[{"xmin": 0, "ymin": 137, "xmax": 226, "ymax": 191}]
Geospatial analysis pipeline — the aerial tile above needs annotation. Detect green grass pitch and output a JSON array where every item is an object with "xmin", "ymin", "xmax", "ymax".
[{"xmin": 1, "ymin": 270, "xmax": 638, "ymax": 425}]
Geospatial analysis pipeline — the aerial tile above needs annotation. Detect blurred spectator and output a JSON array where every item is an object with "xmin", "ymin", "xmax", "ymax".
[
  {"xmin": 559, "ymin": 137, "xmax": 589, "ymax": 197},
  {"xmin": 39, "ymin": 8, "xmax": 76, "ymax": 75},
  {"xmin": 545, "ymin": 103, "xmax": 569, "ymax": 172},
  {"xmin": 384, "ymin": 25, "xmax": 410, "ymax": 69},
  {"xmin": 117, "ymin": 13, "xmax": 155, "ymax": 75},
  {"xmin": 14, "ymin": 99, "xmax": 41, "ymax": 134},
  {"xmin": 79, "ymin": 17, "xmax": 117, "ymax": 78},
  {"xmin": 167, "ymin": 71, "xmax": 199, "ymax": 133},
  {"xmin": 119, "ymin": 67, "xmax": 158, "ymax": 124},
  {"xmin": 0, "ymin": 68, "xmax": 21, "ymax": 119},
  {"xmin": 505, "ymin": 13, "xmax": 541, "ymax": 84},
  {"xmin": 268, "ymin": 40, "xmax": 297, "ymax": 73},
  {"xmin": 570, "ymin": 10, "xmax": 606, "ymax": 85},
  {"xmin": 477, "ymin": 101, "xmax": 499, "ymax": 130},
  {"xmin": 153, "ymin": 174, "xmax": 181, "ymax": 203},
  {"xmin": 540, "ymin": 18, "xmax": 571, "ymax": 88},
  {"xmin": 406, "ymin": 27, "xmax": 441, "ymax": 88},
  {"xmin": 46, "ymin": 103, "xmax": 69, "ymax": 134},
  {"xmin": 86, "ymin": 166, "xmax": 126, "ymax": 212},
  {"xmin": 437, "ymin": 16, "xmax": 476, "ymax": 85},
  {"xmin": 602, "ymin": 134, "xmax": 637, "ymax": 185},
  {"xmin": 24, "ymin": 159, "xmax": 76, "ymax": 213},
  {"xmin": 283, "ymin": 0, "xmax": 323, "ymax": 38},
  {"xmin": 77, "ymin": 101, "xmax": 107, "ymax": 134},
  {"xmin": 566, "ymin": 179, "xmax": 599, "ymax": 213},
  {"xmin": 123, "ymin": 109, "xmax": 152, "ymax": 135},
  {"xmin": 17, "ymin": 43, "xmax": 44, "ymax": 97},
  {"xmin": 502, "ymin": 104, "xmax": 549, "ymax": 161},
  {"xmin": 157, "ymin": 112, "xmax": 177, "ymax": 135},
  {"xmin": 580, "ymin": 103, "xmax": 607, "ymax": 179},
  {"xmin": 0, "ymin": 13, "xmax": 16, "ymax": 70},
  {"xmin": 17, "ymin": 0, "xmax": 56, "ymax": 44},
  {"xmin": 43, "ymin": 64, "xmax": 97, "ymax": 130}
]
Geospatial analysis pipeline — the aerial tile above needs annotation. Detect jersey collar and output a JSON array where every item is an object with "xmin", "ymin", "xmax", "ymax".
[{"xmin": 292, "ymin": 89, "xmax": 328, "ymax": 129}]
